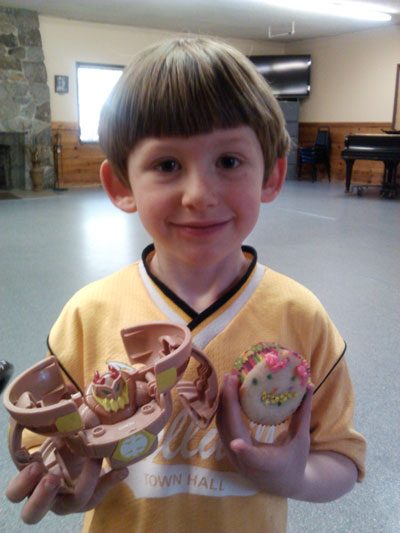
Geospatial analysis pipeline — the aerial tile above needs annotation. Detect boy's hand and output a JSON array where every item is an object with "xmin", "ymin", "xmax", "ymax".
[
  {"xmin": 216, "ymin": 373, "xmax": 314, "ymax": 499},
  {"xmin": 5, "ymin": 441, "xmax": 129, "ymax": 524}
]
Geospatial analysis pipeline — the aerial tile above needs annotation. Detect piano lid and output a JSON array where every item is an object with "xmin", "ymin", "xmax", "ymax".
[
  {"xmin": 343, "ymin": 133, "xmax": 400, "ymax": 152},
  {"xmin": 381, "ymin": 129, "xmax": 400, "ymax": 135},
  {"xmin": 345, "ymin": 133, "xmax": 400, "ymax": 137}
]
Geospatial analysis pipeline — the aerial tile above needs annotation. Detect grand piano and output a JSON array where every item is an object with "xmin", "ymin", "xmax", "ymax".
[{"xmin": 341, "ymin": 133, "xmax": 400, "ymax": 197}]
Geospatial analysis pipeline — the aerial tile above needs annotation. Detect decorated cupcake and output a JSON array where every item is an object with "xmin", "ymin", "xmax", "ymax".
[{"xmin": 233, "ymin": 342, "xmax": 311, "ymax": 426}]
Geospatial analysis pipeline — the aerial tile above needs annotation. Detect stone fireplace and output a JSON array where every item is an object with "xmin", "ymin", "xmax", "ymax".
[
  {"xmin": 0, "ymin": 132, "xmax": 25, "ymax": 189},
  {"xmin": 0, "ymin": 7, "xmax": 54, "ymax": 189}
]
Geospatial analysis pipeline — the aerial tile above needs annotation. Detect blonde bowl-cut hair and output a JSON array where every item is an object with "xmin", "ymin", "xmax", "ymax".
[{"xmin": 98, "ymin": 37, "xmax": 291, "ymax": 187}]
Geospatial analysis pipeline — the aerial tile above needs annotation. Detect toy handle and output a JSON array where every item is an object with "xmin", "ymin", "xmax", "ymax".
[
  {"xmin": 8, "ymin": 417, "xmax": 75, "ymax": 494},
  {"xmin": 176, "ymin": 345, "xmax": 219, "ymax": 429},
  {"xmin": 8, "ymin": 417, "xmax": 44, "ymax": 470}
]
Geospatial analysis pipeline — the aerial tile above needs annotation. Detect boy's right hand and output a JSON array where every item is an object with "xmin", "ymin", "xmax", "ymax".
[{"xmin": 6, "ymin": 454, "xmax": 129, "ymax": 524}]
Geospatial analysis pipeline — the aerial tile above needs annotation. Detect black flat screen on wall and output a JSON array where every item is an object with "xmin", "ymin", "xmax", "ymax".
[{"xmin": 249, "ymin": 55, "xmax": 311, "ymax": 99}]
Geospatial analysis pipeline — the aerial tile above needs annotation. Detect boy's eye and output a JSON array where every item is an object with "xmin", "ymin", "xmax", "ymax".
[
  {"xmin": 157, "ymin": 159, "xmax": 179, "ymax": 172},
  {"xmin": 218, "ymin": 156, "xmax": 240, "ymax": 169}
]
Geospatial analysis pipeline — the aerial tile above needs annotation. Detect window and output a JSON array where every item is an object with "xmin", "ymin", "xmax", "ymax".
[{"xmin": 76, "ymin": 63, "xmax": 124, "ymax": 143}]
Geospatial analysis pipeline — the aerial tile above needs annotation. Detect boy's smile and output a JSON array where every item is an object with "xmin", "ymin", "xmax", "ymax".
[
  {"xmin": 169, "ymin": 219, "xmax": 232, "ymax": 238},
  {"xmin": 101, "ymin": 126, "xmax": 286, "ymax": 305}
]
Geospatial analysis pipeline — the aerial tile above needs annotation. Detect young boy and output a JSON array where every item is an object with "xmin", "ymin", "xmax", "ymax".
[{"xmin": 6, "ymin": 37, "xmax": 366, "ymax": 532}]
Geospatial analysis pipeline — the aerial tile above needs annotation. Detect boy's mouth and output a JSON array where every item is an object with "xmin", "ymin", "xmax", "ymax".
[{"xmin": 170, "ymin": 220, "xmax": 231, "ymax": 236}]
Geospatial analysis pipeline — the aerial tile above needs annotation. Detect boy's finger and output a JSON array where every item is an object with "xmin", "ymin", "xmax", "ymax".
[
  {"xmin": 54, "ymin": 457, "xmax": 103, "ymax": 514},
  {"xmin": 230, "ymin": 438, "xmax": 280, "ymax": 473},
  {"xmin": 6, "ymin": 462, "xmax": 46, "ymax": 503},
  {"xmin": 288, "ymin": 383, "xmax": 315, "ymax": 440},
  {"xmin": 216, "ymin": 374, "xmax": 251, "ymax": 445},
  {"xmin": 20, "ymin": 474, "xmax": 61, "ymax": 524},
  {"xmin": 81, "ymin": 468, "xmax": 129, "ymax": 511}
]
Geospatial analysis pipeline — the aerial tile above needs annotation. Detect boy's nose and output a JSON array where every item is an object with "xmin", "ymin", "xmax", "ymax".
[{"xmin": 181, "ymin": 169, "xmax": 218, "ymax": 209}]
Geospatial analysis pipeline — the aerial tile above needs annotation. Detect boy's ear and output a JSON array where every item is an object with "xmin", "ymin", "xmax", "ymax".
[
  {"xmin": 100, "ymin": 160, "xmax": 137, "ymax": 213},
  {"xmin": 261, "ymin": 157, "xmax": 287, "ymax": 203}
]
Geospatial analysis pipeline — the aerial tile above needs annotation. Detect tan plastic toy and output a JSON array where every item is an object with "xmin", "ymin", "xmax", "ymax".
[{"xmin": 4, "ymin": 322, "xmax": 218, "ymax": 494}]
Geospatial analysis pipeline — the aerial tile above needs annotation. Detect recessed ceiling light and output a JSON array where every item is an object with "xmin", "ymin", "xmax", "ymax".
[{"xmin": 259, "ymin": 1, "xmax": 392, "ymax": 22}]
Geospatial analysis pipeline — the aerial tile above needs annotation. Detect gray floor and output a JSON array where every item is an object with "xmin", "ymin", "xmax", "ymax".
[{"xmin": 0, "ymin": 181, "xmax": 399, "ymax": 532}]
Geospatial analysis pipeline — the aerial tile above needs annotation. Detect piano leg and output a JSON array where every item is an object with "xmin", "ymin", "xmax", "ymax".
[
  {"xmin": 345, "ymin": 160, "xmax": 355, "ymax": 192},
  {"xmin": 380, "ymin": 162, "xmax": 399, "ymax": 199}
]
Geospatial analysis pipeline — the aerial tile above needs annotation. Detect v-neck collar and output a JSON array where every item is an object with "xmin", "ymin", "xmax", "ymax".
[{"xmin": 141, "ymin": 243, "xmax": 258, "ymax": 331}]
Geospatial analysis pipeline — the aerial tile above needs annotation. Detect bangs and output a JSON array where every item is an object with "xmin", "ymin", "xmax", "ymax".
[{"xmin": 135, "ymin": 75, "xmax": 249, "ymax": 139}]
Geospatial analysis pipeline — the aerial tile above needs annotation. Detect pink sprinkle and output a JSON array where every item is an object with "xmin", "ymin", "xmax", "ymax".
[
  {"xmin": 264, "ymin": 352, "xmax": 288, "ymax": 372},
  {"xmin": 295, "ymin": 361, "xmax": 310, "ymax": 386}
]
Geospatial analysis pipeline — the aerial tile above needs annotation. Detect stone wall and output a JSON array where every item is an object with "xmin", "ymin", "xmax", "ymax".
[{"xmin": 0, "ymin": 7, "xmax": 54, "ymax": 189}]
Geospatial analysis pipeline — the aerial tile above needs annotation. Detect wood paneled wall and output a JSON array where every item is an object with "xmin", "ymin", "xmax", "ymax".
[
  {"xmin": 298, "ymin": 122, "xmax": 392, "ymax": 184},
  {"xmin": 51, "ymin": 122, "xmax": 104, "ymax": 186},
  {"xmin": 51, "ymin": 121, "xmax": 392, "ymax": 187}
]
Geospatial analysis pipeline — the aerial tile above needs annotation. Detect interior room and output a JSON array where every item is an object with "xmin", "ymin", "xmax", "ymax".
[{"xmin": 0, "ymin": 1, "xmax": 399, "ymax": 532}]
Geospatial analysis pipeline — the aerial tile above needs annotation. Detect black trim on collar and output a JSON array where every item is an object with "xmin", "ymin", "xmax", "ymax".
[
  {"xmin": 141, "ymin": 243, "xmax": 258, "ymax": 330},
  {"xmin": 187, "ymin": 245, "xmax": 257, "ymax": 331},
  {"xmin": 142, "ymin": 244, "xmax": 197, "ymax": 319}
]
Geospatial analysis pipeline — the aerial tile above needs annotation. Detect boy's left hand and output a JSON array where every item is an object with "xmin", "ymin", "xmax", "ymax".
[{"xmin": 216, "ymin": 373, "xmax": 315, "ymax": 499}]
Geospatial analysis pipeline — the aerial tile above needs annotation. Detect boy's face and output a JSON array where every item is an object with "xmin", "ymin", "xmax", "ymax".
[{"xmin": 101, "ymin": 126, "xmax": 285, "ymax": 270}]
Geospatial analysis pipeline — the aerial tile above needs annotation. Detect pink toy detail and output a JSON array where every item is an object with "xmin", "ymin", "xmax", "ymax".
[{"xmin": 93, "ymin": 370, "xmax": 105, "ymax": 385}]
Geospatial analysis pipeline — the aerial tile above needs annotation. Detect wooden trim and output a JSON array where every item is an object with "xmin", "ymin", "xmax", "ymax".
[
  {"xmin": 52, "ymin": 121, "xmax": 80, "ymax": 131},
  {"xmin": 51, "ymin": 121, "xmax": 104, "ymax": 186},
  {"xmin": 300, "ymin": 122, "xmax": 391, "ymax": 128},
  {"xmin": 298, "ymin": 121, "xmax": 393, "ymax": 185}
]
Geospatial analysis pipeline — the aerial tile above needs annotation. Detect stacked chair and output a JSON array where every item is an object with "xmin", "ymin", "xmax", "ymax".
[{"xmin": 298, "ymin": 127, "xmax": 331, "ymax": 182}]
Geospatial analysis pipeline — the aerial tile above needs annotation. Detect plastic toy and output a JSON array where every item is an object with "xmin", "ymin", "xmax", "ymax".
[{"xmin": 4, "ymin": 322, "xmax": 218, "ymax": 494}]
